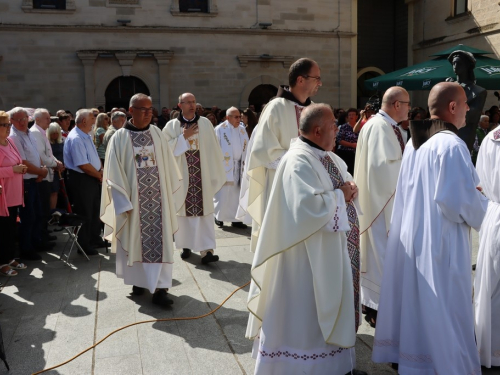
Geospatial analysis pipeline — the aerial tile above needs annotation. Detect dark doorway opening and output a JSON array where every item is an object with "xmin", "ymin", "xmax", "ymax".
[
  {"xmin": 105, "ymin": 76, "xmax": 150, "ymax": 111},
  {"xmin": 248, "ymin": 84, "xmax": 278, "ymax": 112}
]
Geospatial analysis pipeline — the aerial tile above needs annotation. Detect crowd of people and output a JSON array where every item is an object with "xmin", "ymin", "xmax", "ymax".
[{"xmin": 0, "ymin": 56, "xmax": 499, "ymax": 375}]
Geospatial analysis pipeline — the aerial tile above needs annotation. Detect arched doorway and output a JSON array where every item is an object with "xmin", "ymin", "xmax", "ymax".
[
  {"xmin": 248, "ymin": 84, "xmax": 278, "ymax": 112},
  {"xmin": 105, "ymin": 76, "xmax": 150, "ymax": 111},
  {"xmin": 357, "ymin": 67, "xmax": 384, "ymax": 109}
]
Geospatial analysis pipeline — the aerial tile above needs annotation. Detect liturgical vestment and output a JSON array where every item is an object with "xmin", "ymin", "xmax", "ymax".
[
  {"xmin": 372, "ymin": 130, "xmax": 487, "ymax": 375},
  {"xmin": 213, "ymin": 121, "xmax": 249, "ymax": 222},
  {"xmin": 163, "ymin": 114, "xmax": 226, "ymax": 252},
  {"xmin": 247, "ymin": 138, "xmax": 356, "ymax": 375},
  {"xmin": 241, "ymin": 86, "xmax": 311, "ymax": 253},
  {"xmin": 475, "ymin": 128, "xmax": 500, "ymax": 368},
  {"xmin": 353, "ymin": 110, "xmax": 403, "ymax": 310},
  {"xmin": 100, "ymin": 123, "xmax": 184, "ymax": 293}
]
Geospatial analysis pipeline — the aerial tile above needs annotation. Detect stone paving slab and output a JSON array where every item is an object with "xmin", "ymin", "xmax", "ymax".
[{"xmin": 0, "ymin": 226, "xmax": 497, "ymax": 375}]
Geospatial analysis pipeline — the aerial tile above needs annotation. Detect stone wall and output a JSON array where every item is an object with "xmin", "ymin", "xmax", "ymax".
[{"xmin": 0, "ymin": 0, "xmax": 356, "ymax": 112}]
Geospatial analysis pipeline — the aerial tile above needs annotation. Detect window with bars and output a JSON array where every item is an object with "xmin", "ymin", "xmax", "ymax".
[
  {"xmin": 454, "ymin": 0, "xmax": 468, "ymax": 16},
  {"xmin": 179, "ymin": 0, "xmax": 208, "ymax": 13},
  {"xmin": 33, "ymin": 0, "xmax": 66, "ymax": 9}
]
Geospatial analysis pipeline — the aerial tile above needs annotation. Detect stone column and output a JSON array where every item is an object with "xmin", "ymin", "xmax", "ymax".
[
  {"xmin": 77, "ymin": 52, "xmax": 98, "ymax": 108},
  {"xmin": 154, "ymin": 52, "xmax": 174, "ymax": 108}
]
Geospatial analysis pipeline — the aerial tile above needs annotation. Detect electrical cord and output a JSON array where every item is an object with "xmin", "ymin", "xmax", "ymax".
[{"xmin": 32, "ymin": 280, "xmax": 250, "ymax": 375}]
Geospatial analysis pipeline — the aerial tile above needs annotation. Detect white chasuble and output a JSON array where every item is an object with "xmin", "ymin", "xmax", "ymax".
[
  {"xmin": 100, "ymin": 125, "xmax": 185, "ymax": 293},
  {"xmin": 353, "ymin": 110, "xmax": 403, "ymax": 310},
  {"xmin": 372, "ymin": 132, "xmax": 487, "ymax": 375},
  {"xmin": 213, "ymin": 121, "xmax": 249, "ymax": 222},
  {"xmin": 475, "ymin": 128, "xmax": 500, "ymax": 368},
  {"xmin": 163, "ymin": 116, "xmax": 226, "ymax": 251},
  {"xmin": 243, "ymin": 97, "xmax": 307, "ymax": 252},
  {"xmin": 246, "ymin": 139, "xmax": 356, "ymax": 375}
]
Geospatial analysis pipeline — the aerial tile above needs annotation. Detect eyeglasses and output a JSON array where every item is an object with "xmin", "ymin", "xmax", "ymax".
[
  {"xmin": 132, "ymin": 107, "xmax": 154, "ymax": 113},
  {"xmin": 0, "ymin": 123, "xmax": 12, "ymax": 128},
  {"xmin": 393, "ymin": 100, "xmax": 411, "ymax": 106},
  {"xmin": 229, "ymin": 115, "xmax": 242, "ymax": 119},
  {"xmin": 302, "ymin": 75, "xmax": 322, "ymax": 82},
  {"xmin": 11, "ymin": 116, "xmax": 28, "ymax": 122}
]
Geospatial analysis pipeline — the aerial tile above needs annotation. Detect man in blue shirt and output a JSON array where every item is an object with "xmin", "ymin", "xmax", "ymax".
[{"xmin": 64, "ymin": 109, "xmax": 103, "ymax": 255}]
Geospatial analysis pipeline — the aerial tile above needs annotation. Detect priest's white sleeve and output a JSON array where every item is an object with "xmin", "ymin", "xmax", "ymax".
[
  {"xmin": 323, "ymin": 189, "xmax": 350, "ymax": 232},
  {"xmin": 266, "ymin": 152, "xmax": 285, "ymax": 170},
  {"xmin": 111, "ymin": 189, "xmax": 133, "ymax": 215},
  {"xmin": 172, "ymin": 134, "xmax": 189, "ymax": 157}
]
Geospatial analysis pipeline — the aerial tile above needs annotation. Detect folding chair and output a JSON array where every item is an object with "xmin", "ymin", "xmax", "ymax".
[{"xmin": 58, "ymin": 213, "xmax": 88, "ymax": 266}]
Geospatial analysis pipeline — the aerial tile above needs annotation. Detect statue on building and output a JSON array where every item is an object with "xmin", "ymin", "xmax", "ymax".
[{"xmin": 446, "ymin": 50, "xmax": 487, "ymax": 151}]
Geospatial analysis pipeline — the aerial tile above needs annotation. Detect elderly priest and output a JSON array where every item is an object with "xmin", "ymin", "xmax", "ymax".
[{"xmin": 246, "ymin": 103, "xmax": 363, "ymax": 375}]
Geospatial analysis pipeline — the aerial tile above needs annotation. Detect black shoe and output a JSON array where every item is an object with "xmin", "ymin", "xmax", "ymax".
[
  {"xmin": 92, "ymin": 239, "xmax": 107, "ymax": 248},
  {"xmin": 231, "ymin": 222, "xmax": 248, "ymax": 229},
  {"xmin": 21, "ymin": 252, "xmax": 42, "ymax": 261},
  {"xmin": 214, "ymin": 219, "xmax": 223, "ymax": 227},
  {"xmin": 132, "ymin": 286, "xmax": 145, "ymax": 296},
  {"xmin": 181, "ymin": 248, "xmax": 191, "ymax": 259},
  {"xmin": 345, "ymin": 370, "xmax": 368, "ymax": 375},
  {"xmin": 152, "ymin": 289, "xmax": 174, "ymax": 306},
  {"xmin": 472, "ymin": 264, "xmax": 476, "ymax": 271},
  {"xmin": 201, "ymin": 252, "xmax": 219, "ymax": 264},
  {"xmin": 78, "ymin": 248, "xmax": 99, "ymax": 256},
  {"xmin": 391, "ymin": 363, "xmax": 399, "ymax": 370}
]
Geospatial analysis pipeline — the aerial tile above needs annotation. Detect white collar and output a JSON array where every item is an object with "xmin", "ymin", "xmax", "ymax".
[{"xmin": 377, "ymin": 110, "xmax": 398, "ymax": 126}]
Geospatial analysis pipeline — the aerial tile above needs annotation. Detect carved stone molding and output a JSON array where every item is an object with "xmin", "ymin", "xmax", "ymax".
[
  {"xmin": 106, "ymin": 0, "xmax": 141, "ymax": 8},
  {"xmin": 21, "ymin": 0, "xmax": 76, "ymax": 13},
  {"xmin": 237, "ymin": 55, "xmax": 295, "ymax": 68},
  {"xmin": 153, "ymin": 51, "xmax": 174, "ymax": 65},
  {"xmin": 115, "ymin": 52, "xmax": 136, "ymax": 76}
]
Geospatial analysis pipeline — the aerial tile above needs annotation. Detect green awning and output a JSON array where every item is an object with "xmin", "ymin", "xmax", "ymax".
[{"xmin": 365, "ymin": 44, "xmax": 500, "ymax": 91}]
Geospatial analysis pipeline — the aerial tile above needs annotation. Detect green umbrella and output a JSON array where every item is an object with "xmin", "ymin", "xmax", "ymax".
[{"xmin": 365, "ymin": 44, "xmax": 500, "ymax": 91}]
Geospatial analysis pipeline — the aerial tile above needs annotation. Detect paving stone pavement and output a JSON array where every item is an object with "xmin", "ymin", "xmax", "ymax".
[{"xmin": 0, "ymin": 224, "xmax": 498, "ymax": 375}]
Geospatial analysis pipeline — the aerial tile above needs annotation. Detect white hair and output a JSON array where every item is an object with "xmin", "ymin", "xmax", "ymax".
[
  {"xmin": 33, "ymin": 108, "xmax": 49, "ymax": 121},
  {"xmin": 129, "ymin": 93, "xmax": 152, "ymax": 108},
  {"xmin": 111, "ymin": 111, "xmax": 126, "ymax": 122},
  {"xmin": 75, "ymin": 109, "xmax": 92, "ymax": 125},
  {"xmin": 480, "ymin": 115, "xmax": 489, "ymax": 122},
  {"xmin": 47, "ymin": 123, "xmax": 63, "ymax": 144},
  {"xmin": 7, "ymin": 107, "xmax": 28, "ymax": 118}
]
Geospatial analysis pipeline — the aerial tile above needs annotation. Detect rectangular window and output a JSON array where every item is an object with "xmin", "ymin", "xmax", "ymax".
[
  {"xmin": 179, "ymin": 0, "xmax": 208, "ymax": 13},
  {"xmin": 454, "ymin": 0, "xmax": 467, "ymax": 15},
  {"xmin": 33, "ymin": 0, "xmax": 66, "ymax": 9}
]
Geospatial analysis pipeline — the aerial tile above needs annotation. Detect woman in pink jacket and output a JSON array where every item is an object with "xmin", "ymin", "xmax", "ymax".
[{"xmin": 0, "ymin": 111, "xmax": 28, "ymax": 276}]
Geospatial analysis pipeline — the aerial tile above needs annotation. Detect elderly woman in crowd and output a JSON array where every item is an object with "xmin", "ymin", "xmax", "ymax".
[
  {"xmin": 47, "ymin": 122, "xmax": 64, "ymax": 211},
  {"xmin": 242, "ymin": 108, "xmax": 258, "ymax": 138},
  {"xmin": 336, "ymin": 107, "xmax": 359, "ymax": 174},
  {"xmin": 0, "ymin": 111, "xmax": 28, "ymax": 276},
  {"xmin": 94, "ymin": 113, "xmax": 109, "ymax": 164},
  {"xmin": 205, "ymin": 111, "xmax": 218, "ymax": 127}
]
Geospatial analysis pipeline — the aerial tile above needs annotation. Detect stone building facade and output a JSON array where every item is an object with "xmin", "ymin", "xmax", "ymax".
[
  {"xmin": 0, "ymin": 0, "xmax": 358, "ymax": 113},
  {"xmin": 407, "ymin": 0, "xmax": 500, "ymax": 109}
]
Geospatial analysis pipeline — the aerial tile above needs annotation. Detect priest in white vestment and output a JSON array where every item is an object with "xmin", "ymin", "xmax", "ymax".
[
  {"xmin": 372, "ymin": 83, "xmax": 488, "ymax": 374},
  {"xmin": 239, "ymin": 58, "xmax": 321, "ymax": 253},
  {"xmin": 247, "ymin": 104, "xmax": 364, "ymax": 375},
  {"xmin": 353, "ymin": 86, "xmax": 408, "ymax": 325},
  {"xmin": 475, "ymin": 126, "xmax": 500, "ymax": 368},
  {"xmin": 213, "ymin": 107, "xmax": 249, "ymax": 228},
  {"xmin": 163, "ymin": 93, "xmax": 226, "ymax": 264},
  {"xmin": 101, "ymin": 94, "xmax": 185, "ymax": 306}
]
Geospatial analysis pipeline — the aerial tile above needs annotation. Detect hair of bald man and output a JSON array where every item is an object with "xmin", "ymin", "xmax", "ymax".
[
  {"xmin": 178, "ymin": 93, "xmax": 195, "ymax": 103},
  {"xmin": 299, "ymin": 103, "xmax": 332, "ymax": 134},
  {"xmin": 226, "ymin": 106, "xmax": 240, "ymax": 115},
  {"xmin": 428, "ymin": 82, "xmax": 463, "ymax": 118},
  {"xmin": 381, "ymin": 86, "xmax": 409, "ymax": 106}
]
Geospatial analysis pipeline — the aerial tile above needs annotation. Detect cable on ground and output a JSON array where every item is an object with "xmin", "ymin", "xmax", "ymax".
[{"xmin": 32, "ymin": 281, "xmax": 250, "ymax": 375}]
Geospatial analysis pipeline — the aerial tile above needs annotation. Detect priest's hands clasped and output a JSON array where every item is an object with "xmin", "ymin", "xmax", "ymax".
[
  {"xmin": 183, "ymin": 124, "xmax": 199, "ymax": 139},
  {"xmin": 339, "ymin": 181, "xmax": 358, "ymax": 203}
]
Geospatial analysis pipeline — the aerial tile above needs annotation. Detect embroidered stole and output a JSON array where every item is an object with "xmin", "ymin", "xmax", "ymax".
[
  {"xmin": 130, "ymin": 130, "xmax": 164, "ymax": 263},
  {"xmin": 392, "ymin": 125, "xmax": 405, "ymax": 154},
  {"xmin": 181, "ymin": 120, "xmax": 203, "ymax": 216},
  {"xmin": 294, "ymin": 105, "xmax": 305, "ymax": 136},
  {"xmin": 320, "ymin": 154, "xmax": 361, "ymax": 331}
]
